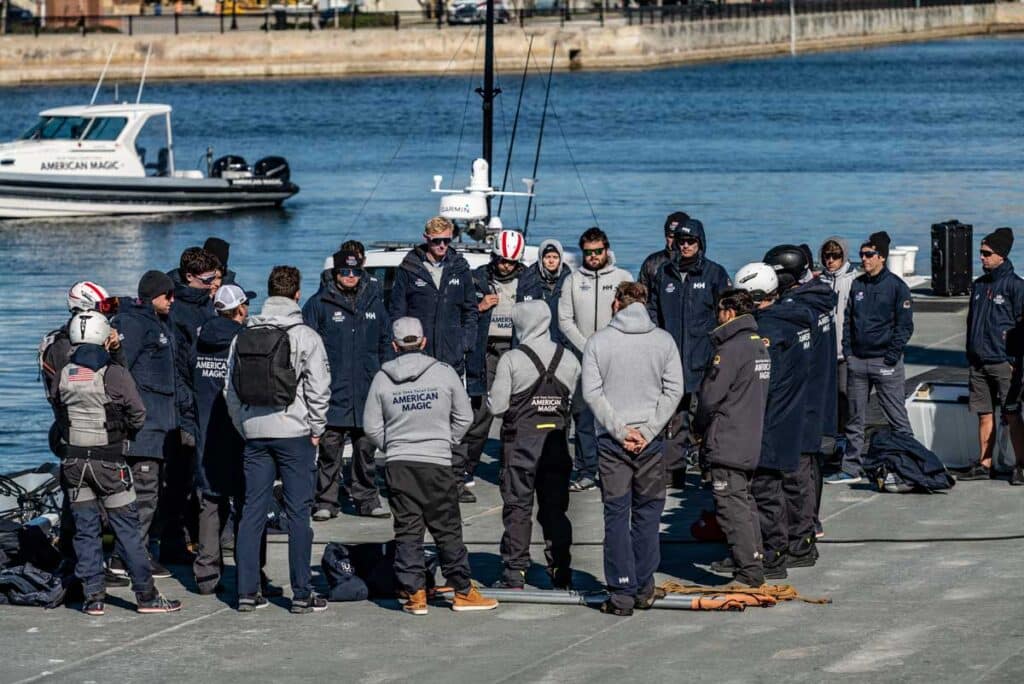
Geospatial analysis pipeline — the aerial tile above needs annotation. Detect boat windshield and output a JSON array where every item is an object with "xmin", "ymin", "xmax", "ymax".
[
  {"xmin": 84, "ymin": 117, "xmax": 128, "ymax": 141},
  {"xmin": 19, "ymin": 116, "xmax": 113, "ymax": 141}
]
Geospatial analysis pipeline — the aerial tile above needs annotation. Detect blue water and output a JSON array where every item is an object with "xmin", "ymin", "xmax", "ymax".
[{"xmin": 1, "ymin": 35, "xmax": 1022, "ymax": 470}]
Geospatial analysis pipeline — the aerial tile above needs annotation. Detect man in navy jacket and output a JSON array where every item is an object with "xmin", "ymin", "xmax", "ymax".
[
  {"xmin": 516, "ymin": 239, "xmax": 572, "ymax": 346},
  {"xmin": 829, "ymin": 231, "xmax": 914, "ymax": 485},
  {"xmin": 647, "ymin": 218, "xmax": 731, "ymax": 478},
  {"xmin": 962, "ymin": 228, "xmax": 1024, "ymax": 485},
  {"xmin": 389, "ymin": 216, "xmax": 477, "ymax": 376},
  {"xmin": 305, "ymin": 248, "xmax": 392, "ymax": 518}
]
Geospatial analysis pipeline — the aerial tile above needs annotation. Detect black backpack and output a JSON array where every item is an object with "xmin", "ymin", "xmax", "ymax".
[{"xmin": 231, "ymin": 324, "xmax": 299, "ymax": 407}]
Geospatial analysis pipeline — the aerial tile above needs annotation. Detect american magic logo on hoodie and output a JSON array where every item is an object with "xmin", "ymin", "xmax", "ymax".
[{"xmin": 392, "ymin": 388, "xmax": 440, "ymax": 412}]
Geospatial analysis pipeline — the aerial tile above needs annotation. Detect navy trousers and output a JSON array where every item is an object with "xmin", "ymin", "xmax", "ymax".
[
  {"xmin": 236, "ymin": 436, "xmax": 316, "ymax": 600},
  {"xmin": 597, "ymin": 435, "xmax": 665, "ymax": 611}
]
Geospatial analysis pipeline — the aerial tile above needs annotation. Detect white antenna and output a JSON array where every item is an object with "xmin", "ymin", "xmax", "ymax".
[
  {"xmin": 89, "ymin": 46, "xmax": 116, "ymax": 106},
  {"xmin": 135, "ymin": 44, "xmax": 153, "ymax": 105}
]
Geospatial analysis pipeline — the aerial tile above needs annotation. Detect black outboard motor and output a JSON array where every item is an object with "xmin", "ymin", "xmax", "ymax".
[
  {"xmin": 210, "ymin": 155, "xmax": 249, "ymax": 178},
  {"xmin": 254, "ymin": 156, "xmax": 291, "ymax": 184}
]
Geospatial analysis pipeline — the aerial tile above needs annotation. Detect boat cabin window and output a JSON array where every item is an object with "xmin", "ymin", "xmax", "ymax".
[
  {"xmin": 83, "ymin": 117, "xmax": 128, "ymax": 141},
  {"xmin": 20, "ymin": 116, "xmax": 90, "ymax": 141}
]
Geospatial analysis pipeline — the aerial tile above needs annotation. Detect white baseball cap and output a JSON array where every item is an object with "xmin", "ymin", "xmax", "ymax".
[{"xmin": 214, "ymin": 284, "xmax": 255, "ymax": 312}]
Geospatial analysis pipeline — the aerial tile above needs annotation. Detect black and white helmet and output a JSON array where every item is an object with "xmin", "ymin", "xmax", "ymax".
[{"xmin": 69, "ymin": 311, "xmax": 112, "ymax": 346}]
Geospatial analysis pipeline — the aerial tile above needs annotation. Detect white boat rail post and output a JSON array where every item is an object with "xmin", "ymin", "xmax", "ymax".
[
  {"xmin": 165, "ymin": 110, "xmax": 176, "ymax": 176},
  {"xmin": 136, "ymin": 44, "xmax": 153, "ymax": 105},
  {"xmin": 89, "ymin": 46, "xmax": 116, "ymax": 106}
]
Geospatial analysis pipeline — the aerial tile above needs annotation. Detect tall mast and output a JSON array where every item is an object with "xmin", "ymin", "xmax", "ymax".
[{"xmin": 481, "ymin": 0, "xmax": 497, "ymax": 191}]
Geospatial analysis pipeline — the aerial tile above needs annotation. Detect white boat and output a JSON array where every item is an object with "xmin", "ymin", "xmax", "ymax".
[{"xmin": 0, "ymin": 102, "xmax": 299, "ymax": 219}]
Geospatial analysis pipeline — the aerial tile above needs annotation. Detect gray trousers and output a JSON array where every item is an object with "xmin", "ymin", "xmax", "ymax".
[{"xmin": 843, "ymin": 355, "xmax": 913, "ymax": 476}]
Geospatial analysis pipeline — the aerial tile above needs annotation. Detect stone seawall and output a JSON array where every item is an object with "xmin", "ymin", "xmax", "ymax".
[{"xmin": 1, "ymin": 4, "xmax": 1022, "ymax": 85}]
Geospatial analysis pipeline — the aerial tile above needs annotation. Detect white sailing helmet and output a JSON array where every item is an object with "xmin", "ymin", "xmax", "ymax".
[
  {"xmin": 492, "ymin": 229, "xmax": 526, "ymax": 262},
  {"xmin": 733, "ymin": 262, "xmax": 779, "ymax": 298},
  {"xmin": 67, "ymin": 281, "xmax": 111, "ymax": 313},
  {"xmin": 69, "ymin": 311, "xmax": 112, "ymax": 346}
]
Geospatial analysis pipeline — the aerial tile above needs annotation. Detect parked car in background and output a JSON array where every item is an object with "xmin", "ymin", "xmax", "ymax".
[{"xmin": 447, "ymin": 0, "xmax": 510, "ymax": 25}]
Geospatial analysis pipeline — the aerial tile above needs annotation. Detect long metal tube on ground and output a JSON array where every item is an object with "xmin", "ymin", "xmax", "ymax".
[{"xmin": 441, "ymin": 588, "xmax": 701, "ymax": 611}]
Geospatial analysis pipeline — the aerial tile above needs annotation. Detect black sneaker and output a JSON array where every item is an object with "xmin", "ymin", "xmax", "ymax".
[
  {"xmin": 104, "ymin": 568, "xmax": 130, "ymax": 588},
  {"xmin": 82, "ymin": 596, "xmax": 105, "ymax": 616},
  {"xmin": 197, "ymin": 582, "xmax": 225, "ymax": 596},
  {"xmin": 261, "ymin": 575, "xmax": 285, "ymax": 599},
  {"xmin": 458, "ymin": 486, "xmax": 477, "ymax": 504},
  {"xmin": 956, "ymin": 463, "xmax": 991, "ymax": 481},
  {"xmin": 238, "ymin": 594, "xmax": 269, "ymax": 612},
  {"xmin": 106, "ymin": 556, "xmax": 128, "ymax": 578},
  {"xmin": 136, "ymin": 593, "xmax": 183, "ymax": 614},
  {"xmin": 548, "ymin": 566, "xmax": 573, "ymax": 590},
  {"xmin": 290, "ymin": 593, "xmax": 329, "ymax": 614},
  {"xmin": 788, "ymin": 550, "xmax": 818, "ymax": 569},
  {"xmin": 1010, "ymin": 466, "xmax": 1024, "ymax": 486},
  {"xmin": 635, "ymin": 587, "xmax": 666, "ymax": 610},
  {"xmin": 492, "ymin": 570, "xmax": 526, "ymax": 590},
  {"xmin": 150, "ymin": 558, "xmax": 172, "ymax": 579},
  {"xmin": 709, "ymin": 556, "xmax": 736, "ymax": 575},
  {"xmin": 599, "ymin": 599, "xmax": 633, "ymax": 617},
  {"xmin": 763, "ymin": 558, "xmax": 788, "ymax": 581}
]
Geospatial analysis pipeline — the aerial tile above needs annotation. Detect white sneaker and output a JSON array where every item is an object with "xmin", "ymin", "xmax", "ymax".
[{"xmin": 312, "ymin": 509, "xmax": 333, "ymax": 521}]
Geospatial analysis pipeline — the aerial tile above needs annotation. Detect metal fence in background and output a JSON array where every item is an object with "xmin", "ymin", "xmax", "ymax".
[{"xmin": 0, "ymin": 0, "xmax": 1001, "ymax": 37}]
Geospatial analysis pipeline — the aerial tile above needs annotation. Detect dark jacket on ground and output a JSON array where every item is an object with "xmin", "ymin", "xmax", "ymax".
[
  {"xmin": 755, "ymin": 297, "xmax": 813, "ymax": 472},
  {"xmin": 467, "ymin": 261, "xmax": 525, "ymax": 396},
  {"xmin": 515, "ymin": 238, "xmax": 572, "ymax": 346},
  {"xmin": 843, "ymin": 267, "xmax": 914, "ymax": 364},
  {"xmin": 638, "ymin": 247, "xmax": 672, "ymax": 296},
  {"xmin": 389, "ymin": 245, "xmax": 477, "ymax": 375},
  {"xmin": 302, "ymin": 277, "xmax": 392, "ymax": 428},
  {"xmin": 694, "ymin": 315, "xmax": 770, "ymax": 471},
  {"xmin": 966, "ymin": 259, "xmax": 1024, "ymax": 365},
  {"xmin": 790, "ymin": 278, "xmax": 839, "ymax": 448},
  {"xmin": 168, "ymin": 283, "xmax": 216, "ymax": 438},
  {"xmin": 863, "ymin": 428, "xmax": 955, "ymax": 492},
  {"xmin": 113, "ymin": 299, "xmax": 190, "ymax": 458},
  {"xmin": 191, "ymin": 315, "xmax": 244, "ymax": 497},
  {"xmin": 647, "ymin": 236, "xmax": 731, "ymax": 390}
]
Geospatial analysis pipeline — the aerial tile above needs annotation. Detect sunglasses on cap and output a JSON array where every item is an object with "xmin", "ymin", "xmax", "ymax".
[
  {"xmin": 428, "ymin": 236, "xmax": 453, "ymax": 246},
  {"xmin": 823, "ymin": 252, "xmax": 843, "ymax": 261},
  {"xmin": 980, "ymin": 249, "xmax": 996, "ymax": 257},
  {"xmin": 860, "ymin": 250, "xmax": 879, "ymax": 259},
  {"xmin": 582, "ymin": 247, "xmax": 605, "ymax": 257},
  {"xmin": 336, "ymin": 267, "xmax": 363, "ymax": 278}
]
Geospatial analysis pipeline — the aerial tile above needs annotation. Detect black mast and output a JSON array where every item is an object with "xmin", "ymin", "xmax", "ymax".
[{"xmin": 478, "ymin": 0, "xmax": 500, "ymax": 195}]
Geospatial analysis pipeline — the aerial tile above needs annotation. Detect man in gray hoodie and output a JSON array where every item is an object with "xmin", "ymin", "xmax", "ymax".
[
  {"xmin": 226, "ymin": 266, "xmax": 331, "ymax": 614},
  {"xmin": 582, "ymin": 282, "xmax": 684, "ymax": 615},
  {"xmin": 559, "ymin": 227, "xmax": 632, "ymax": 491},
  {"xmin": 488, "ymin": 301, "xmax": 581, "ymax": 589},
  {"xmin": 819, "ymin": 237, "xmax": 857, "ymax": 437},
  {"xmin": 363, "ymin": 317, "xmax": 497, "ymax": 615}
]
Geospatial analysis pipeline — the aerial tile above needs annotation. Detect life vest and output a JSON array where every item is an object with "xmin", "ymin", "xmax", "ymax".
[
  {"xmin": 501, "ymin": 345, "xmax": 571, "ymax": 441},
  {"xmin": 56, "ymin": 363, "xmax": 128, "ymax": 458}
]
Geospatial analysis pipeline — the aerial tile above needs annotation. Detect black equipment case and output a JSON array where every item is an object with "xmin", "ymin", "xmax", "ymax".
[{"xmin": 931, "ymin": 220, "xmax": 973, "ymax": 297}]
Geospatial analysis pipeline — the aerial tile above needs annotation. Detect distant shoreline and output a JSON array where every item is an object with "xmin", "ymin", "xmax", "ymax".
[{"xmin": 1, "ymin": 5, "xmax": 1022, "ymax": 87}]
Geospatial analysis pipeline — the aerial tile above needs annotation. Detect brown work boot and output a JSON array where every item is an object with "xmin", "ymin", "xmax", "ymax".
[
  {"xmin": 451, "ymin": 586, "xmax": 498, "ymax": 612},
  {"xmin": 402, "ymin": 589, "xmax": 429, "ymax": 616}
]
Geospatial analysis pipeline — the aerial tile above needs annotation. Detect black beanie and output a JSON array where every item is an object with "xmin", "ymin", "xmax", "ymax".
[
  {"xmin": 138, "ymin": 270, "xmax": 175, "ymax": 300},
  {"xmin": 542, "ymin": 243, "xmax": 560, "ymax": 257},
  {"xmin": 664, "ymin": 211, "xmax": 690, "ymax": 236},
  {"xmin": 203, "ymin": 237, "xmax": 230, "ymax": 269},
  {"xmin": 867, "ymin": 231, "xmax": 891, "ymax": 259},
  {"xmin": 333, "ymin": 248, "xmax": 363, "ymax": 271},
  {"xmin": 983, "ymin": 227, "xmax": 1014, "ymax": 258}
]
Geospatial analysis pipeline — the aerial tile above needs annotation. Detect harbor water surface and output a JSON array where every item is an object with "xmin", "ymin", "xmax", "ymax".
[{"xmin": 1, "ymin": 35, "xmax": 1022, "ymax": 470}]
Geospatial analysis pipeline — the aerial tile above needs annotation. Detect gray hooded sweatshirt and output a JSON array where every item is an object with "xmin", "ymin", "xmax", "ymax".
[
  {"xmin": 582, "ymin": 302, "xmax": 684, "ymax": 444},
  {"xmin": 488, "ymin": 301, "xmax": 581, "ymax": 417},
  {"xmin": 558, "ymin": 250, "xmax": 633, "ymax": 354},
  {"xmin": 225, "ymin": 296, "xmax": 331, "ymax": 440},
  {"xmin": 363, "ymin": 352, "xmax": 473, "ymax": 467},
  {"xmin": 819, "ymin": 236, "xmax": 858, "ymax": 359}
]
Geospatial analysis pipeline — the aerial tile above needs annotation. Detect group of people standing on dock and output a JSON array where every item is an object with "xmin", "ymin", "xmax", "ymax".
[{"xmin": 37, "ymin": 214, "xmax": 1024, "ymax": 617}]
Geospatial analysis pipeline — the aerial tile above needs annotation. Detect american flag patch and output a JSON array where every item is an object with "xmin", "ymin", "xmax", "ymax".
[{"xmin": 68, "ymin": 367, "xmax": 95, "ymax": 382}]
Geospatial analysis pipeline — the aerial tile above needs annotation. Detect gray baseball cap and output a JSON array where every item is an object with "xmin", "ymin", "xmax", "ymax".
[{"xmin": 392, "ymin": 317, "xmax": 424, "ymax": 344}]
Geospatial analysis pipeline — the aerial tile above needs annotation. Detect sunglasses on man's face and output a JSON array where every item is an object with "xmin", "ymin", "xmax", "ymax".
[
  {"xmin": 337, "ymin": 268, "xmax": 363, "ymax": 278},
  {"xmin": 194, "ymin": 272, "xmax": 219, "ymax": 285},
  {"xmin": 823, "ymin": 252, "xmax": 843, "ymax": 261},
  {"xmin": 860, "ymin": 250, "xmax": 878, "ymax": 259},
  {"xmin": 429, "ymin": 236, "xmax": 452, "ymax": 246},
  {"xmin": 980, "ymin": 249, "xmax": 996, "ymax": 257},
  {"xmin": 582, "ymin": 247, "xmax": 605, "ymax": 257},
  {"xmin": 678, "ymin": 237, "xmax": 700, "ymax": 247}
]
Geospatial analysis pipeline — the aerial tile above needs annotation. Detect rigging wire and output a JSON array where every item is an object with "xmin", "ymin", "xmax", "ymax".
[
  {"xmin": 451, "ymin": 27, "xmax": 484, "ymax": 191},
  {"xmin": 496, "ymin": 36, "xmax": 534, "ymax": 226},
  {"xmin": 523, "ymin": 42, "xmax": 556, "ymax": 235}
]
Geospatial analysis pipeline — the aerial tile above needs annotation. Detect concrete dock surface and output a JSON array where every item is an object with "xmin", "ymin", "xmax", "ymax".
[{"xmin": 2, "ymin": 296, "xmax": 1023, "ymax": 683}]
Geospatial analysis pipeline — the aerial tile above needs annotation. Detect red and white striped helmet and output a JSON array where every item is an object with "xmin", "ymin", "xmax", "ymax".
[
  {"xmin": 67, "ymin": 281, "xmax": 111, "ymax": 313},
  {"xmin": 492, "ymin": 230, "xmax": 526, "ymax": 262}
]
